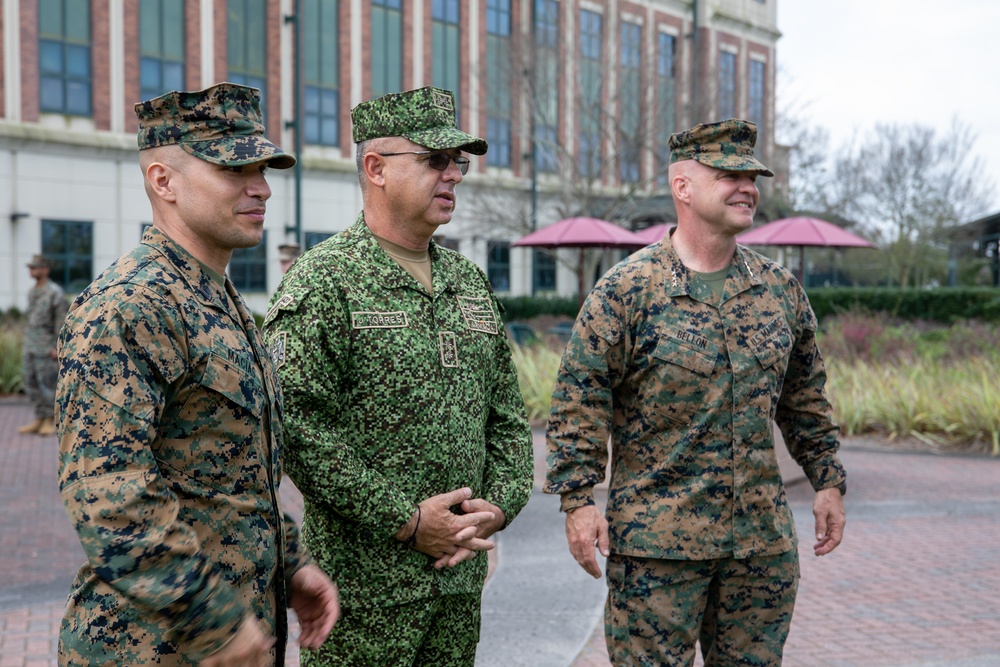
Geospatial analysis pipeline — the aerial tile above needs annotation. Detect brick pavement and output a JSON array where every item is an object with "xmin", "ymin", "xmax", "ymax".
[
  {"xmin": 3, "ymin": 396, "xmax": 1000, "ymax": 667},
  {"xmin": 569, "ymin": 442, "xmax": 1000, "ymax": 667}
]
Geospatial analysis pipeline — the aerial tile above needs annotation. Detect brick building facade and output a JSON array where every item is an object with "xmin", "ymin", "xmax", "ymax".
[{"xmin": 0, "ymin": 0, "xmax": 780, "ymax": 312}]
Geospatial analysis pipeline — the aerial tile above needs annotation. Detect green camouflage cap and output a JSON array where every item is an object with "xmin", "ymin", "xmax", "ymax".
[
  {"xmin": 669, "ymin": 118, "xmax": 773, "ymax": 177},
  {"xmin": 351, "ymin": 86, "xmax": 488, "ymax": 155},
  {"xmin": 135, "ymin": 82, "xmax": 295, "ymax": 169}
]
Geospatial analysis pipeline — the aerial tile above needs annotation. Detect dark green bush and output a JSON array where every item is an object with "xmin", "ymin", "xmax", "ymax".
[
  {"xmin": 497, "ymin": 295, "xmax": 580, "ymax": 322},
  {"xmin": 807, "ymin": 287, "xmax": 1000, "ymax": 323}
]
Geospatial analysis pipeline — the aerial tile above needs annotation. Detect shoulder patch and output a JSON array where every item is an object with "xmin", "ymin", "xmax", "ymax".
[
  {"xmin": 264, "ymin": 288, "xmax": 311, "ymax": 326},
  {"xmin": 268, "ymin": 331, "xmax": 287, "ymax": 370}
]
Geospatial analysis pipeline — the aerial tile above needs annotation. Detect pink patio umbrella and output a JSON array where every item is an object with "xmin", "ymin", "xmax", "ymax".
[
  {"xmin": 633, "ymin": 223, "xmax": 675, "ymax": 245},
  {"xmin": 737, "ymin": 216, "xmax": 876, "ymax": 284},
  {"xmin": 512, "ymin": 217, "xmax": 646, "ymax": 305}
]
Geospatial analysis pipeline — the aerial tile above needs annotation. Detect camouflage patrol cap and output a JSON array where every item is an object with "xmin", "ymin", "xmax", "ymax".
[
  {"xmin": 27, "ymin": 254, "xmax": 52, "ymax": 268},
  {"xmin": 135, "ymin": 82, "xmax": 295, "ymax": 169},
  {"xmin": 351, "ymin": 86, "xmax": 488, "ymax": 155},
  {"xmin": 669, "ymin": 119, "xmax": 773, "ymax": 177}
]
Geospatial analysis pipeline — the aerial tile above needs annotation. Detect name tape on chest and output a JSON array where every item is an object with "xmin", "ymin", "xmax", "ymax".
[
  {"xmin": 352, "ymin": 311, "xmax": 409, "ymax": 329},
  {"xmin": 456, "ymin": 296, "xmax": 498, "ymax": 335},
  {"xmin": 749, "ymin": 318, "xmax": 784, "ymax": 349},
  {"xmin": 674, "ymin": 329, "xmax": 710, "ymax": 351}
]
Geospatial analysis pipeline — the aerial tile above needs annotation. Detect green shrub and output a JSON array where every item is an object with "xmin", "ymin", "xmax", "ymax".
[
  {"xmin": 498, "ymin": 295, "xmax": 580, "ymax": 322},
  {"xmin": 807, "ymin": 287, "xmax": 1000, "ymax": 323},
  {"xmin": 0, "ymin": 323, "xmax": 23, "ymax": 395}
]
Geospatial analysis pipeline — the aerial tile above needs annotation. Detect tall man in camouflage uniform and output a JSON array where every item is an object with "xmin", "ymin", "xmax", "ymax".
[
  {"xmin": 545, "ymin": 119, "xmax": 847, "ymax": 667},
  {"xmin": 18, "ymin": 254, "xmax": 68, "ymax": 436},
  {"xmin": 262, "ymin": 86, "xmax": 534, "ymax": 667},
  {"xmin": 56, "ymin": 83, "xmax": 339, "ymax": 667}
]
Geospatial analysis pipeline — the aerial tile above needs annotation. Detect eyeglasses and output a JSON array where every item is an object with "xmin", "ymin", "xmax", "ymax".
[{"xmin": 376, "ymin": 150, "xmax": 471, "ymax": 175}]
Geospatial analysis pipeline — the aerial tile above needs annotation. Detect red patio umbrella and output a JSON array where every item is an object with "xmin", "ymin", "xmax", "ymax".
[
  {"xmin": 512, "ymin": 217, "xmax": 646, "ymax": 305},
  {"xmin": 737, "ymin": 216, "xmax": 876, "ymax": 284}
]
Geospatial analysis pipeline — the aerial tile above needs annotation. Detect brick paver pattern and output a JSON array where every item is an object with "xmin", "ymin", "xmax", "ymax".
[
  {"xmin": 570, "ymin": 439, "xmax": 1000, "ymax": 667},
  {"xmin": 2, "ymin": 399, "xmax": 999, "ymax": 667}
]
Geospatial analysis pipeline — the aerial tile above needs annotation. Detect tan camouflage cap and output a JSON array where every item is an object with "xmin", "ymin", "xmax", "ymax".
[
  {"xmin": 278, "ymin": 244, "xmax": 301, "ymax": 262},
  {"xmin": 668, "ymin": 119, "xmax": 773, "ymax": 177},
  {"xmin": 135, "ymin": 82, "xmax": 295, "ymax": 169},
  {"xmin": 26, "ymin": 254, "xmax": 52, "ymax": 268},
  {"xmin": 351, "ymin": 86, "xmax": 488, "ymax": 155}
]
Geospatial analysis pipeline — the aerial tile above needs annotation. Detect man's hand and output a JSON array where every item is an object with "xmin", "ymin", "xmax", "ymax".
[
  {"xmin": 288, "ymin": 563, "xmax": 340, "ymax": 650},
  {"xmin": 565, "ymin": 505, "xmax": 609, "ymax": 579},
  {"xmin": 395, "ymin": 487, "xmax": 497, "ymax": 560},
  {"xmin": 813, "ymin": 486, "xmax": 846, "ymax": 556},
  {"xmin": 200, "ymin": 615, "xmax": 274, "ymax": 667},
  {"xmin": 432, "ymin": 499, "xmax": 507, "ymax": 569}
]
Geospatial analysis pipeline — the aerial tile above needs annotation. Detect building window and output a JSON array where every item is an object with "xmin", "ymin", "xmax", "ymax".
[
  {"xmin": 303, "ymin": 0, "xmax": 339, "ymax": 146},
  {"xmin": 656, "ymin": 33, "xmax": 676, "ymax": 187},
  {"xmin": 227, "ymin": 0, "xmax": 267, "ymax": 100},
  {"xmin": 578, "ymin": 9, "xmax": 602, "ymax": 180},
  {"xmin": 619, "ymin": 22, "xmax": 641, "ymax": 184},
  {"xmin": 432, "ymin": 0, "xmax": 460, "ymax": 109},
  {"xmin": 487, "ymin": 241, "xmax": 511, "ymax": 292},
  {"xmin": 139, "ymin": 0, "xmax": 184, "ymax": 100},
  {"xmin": 39, "ymin": 0, "xmax": 91, "ymax": 115},
  {"xmin": 229, "ymin": 231, "xmax": 267, "ymax": 292},
  {"xmin": 718, "ymin": 50, "xmax": 737, "ymax": 120},
  {"xmin": 748, "ymin": 59, "xmax": 766, "ymax": 150},
  {"xmin": 486, "ymin": 0, "xmax": 512, "ymax": 168},
  {"xmin": 42, "ymin": 220, "xmax": 92, "ymax": 293},
  {"xmin": 372, "ymin": 0, "xmax": 403, "ymax": 98},
  {"xmin": 305, "ymin": 232, "xmax": 333, "ymax": 249},
  {"xmin": 533, "ymin": 249, "xmax": 557, "ymax": 291},
  {"xmin": 534, "ymin": 0, "xmax": 560, "ymax": 174}
]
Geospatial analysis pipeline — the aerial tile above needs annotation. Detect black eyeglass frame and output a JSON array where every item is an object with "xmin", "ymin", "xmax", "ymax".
[{"xmin": 375, "ymin": 150, "xmax": 471, "ymax": 175}]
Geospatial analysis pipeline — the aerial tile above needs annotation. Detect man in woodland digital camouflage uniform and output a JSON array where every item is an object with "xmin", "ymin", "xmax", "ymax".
[
  {"xmin": 262, "ymin": 86, "xmax": 534, "ymax": 667},
  {"xmin": 545, "ymin": 119, "xmax": 847, "ymax": 666},
  {"xmin": 18, "ymin": 254, "xmax": 68, "ymax": 436},
  {"xmin": 56, "ymin": 83, "xmax": 339, "ymax": 667}
]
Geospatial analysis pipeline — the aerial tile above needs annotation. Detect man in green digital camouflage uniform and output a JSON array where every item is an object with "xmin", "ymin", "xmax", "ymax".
[
  {"xmin": 56, "ymin": 83, "xmax": 339, "ymax": 667},
  {"xmin": 545, "ymin": 119, "xmax": 847, "ymax": 667},
  {"xmin": 262, "ymin": 86, "xmax": 534, "ymax": 667},
  {"xmin": 18, "ymin": 254, "xmax": 68, "ymax": 436}
]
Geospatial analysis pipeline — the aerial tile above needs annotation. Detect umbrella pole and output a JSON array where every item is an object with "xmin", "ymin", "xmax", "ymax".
[
  {"xmin": 799, "ymin": 246, "xmax": 805, "ymax": 285},
  {"xmin": 578, "ymin": 247, "xmax": 586, "ymax": 309}
]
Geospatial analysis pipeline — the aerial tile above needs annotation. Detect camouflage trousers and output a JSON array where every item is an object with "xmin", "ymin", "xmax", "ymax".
[
  {"xmin": 605, "ymin": 550, "xmax": 800, "ymax": 667},
  {"xmin": 22, "ymin": 351, "xmax": 58, "ymax": 419},
  {"xmin": 301, "ymin": 592, "xmax": 481, "ymax": 667}
]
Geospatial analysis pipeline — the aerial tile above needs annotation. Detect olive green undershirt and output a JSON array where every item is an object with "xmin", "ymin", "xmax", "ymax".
[
  {"xmin": 692, "ymin": 266, "xmax": 729, "ymax": 303},
  {"xmin": 372, "ymin": 232, "xmax": 433, "ymax": 294}
]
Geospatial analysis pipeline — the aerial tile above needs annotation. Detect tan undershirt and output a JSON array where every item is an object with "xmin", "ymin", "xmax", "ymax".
[{"xmin": 372, "ymin": 232, "xmax": 433, "ymax": 294}]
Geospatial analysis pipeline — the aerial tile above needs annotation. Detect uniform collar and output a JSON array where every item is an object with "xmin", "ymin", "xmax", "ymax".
[
  {"xmin": 656, "ymin": 233, "xmax": 765, "ymax": 299},
  {"xmin": 140, "ymin": 226, "xmax": 230, "ymax": 311},
  {"xmin": 347, "ymin": 213, "xmax": 461, "ymax": 295}
]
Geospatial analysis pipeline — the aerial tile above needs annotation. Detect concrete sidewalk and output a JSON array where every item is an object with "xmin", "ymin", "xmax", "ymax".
[{"xmin": 3, "ymin": 399, "xmax": 1000, "ymax": 667}]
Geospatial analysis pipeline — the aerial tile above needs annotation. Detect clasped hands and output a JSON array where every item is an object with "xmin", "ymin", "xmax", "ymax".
[{"xmin": 395, "ymin": 487, "xmax": 506, "ymax": 569}]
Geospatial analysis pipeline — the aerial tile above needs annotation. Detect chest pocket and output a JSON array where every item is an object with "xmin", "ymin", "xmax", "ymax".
[
  {"xmin": 652, "ymin": 334, "xmax": 718, "ymax": 376},
  {"xmin": 750, "ymin": 320, "xmax": 793, "ymax": 370},
  {"xmin": 649, "ymin": 334, "xmax": 719, "ymax": 427},
  {"xmin": 202, "ymin": 350, "xmax": 265, "ymax": 418}
]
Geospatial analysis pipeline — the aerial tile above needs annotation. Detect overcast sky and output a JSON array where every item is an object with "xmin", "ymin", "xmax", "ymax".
[{"xmin": 776, "ymin": 1, "xmax": 1000, "ymax": 217}]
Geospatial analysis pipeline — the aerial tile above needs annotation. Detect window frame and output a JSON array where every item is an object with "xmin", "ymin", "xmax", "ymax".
[{"xmin": 41, "ymin": 219, "xmax": 93, "ymax": 293}]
